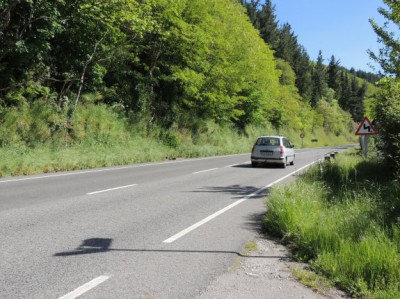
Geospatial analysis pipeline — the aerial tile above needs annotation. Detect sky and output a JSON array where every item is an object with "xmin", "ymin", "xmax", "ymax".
[{"xmin": 272, "ymin": 0, "xmax": 388, "ymax": 73}]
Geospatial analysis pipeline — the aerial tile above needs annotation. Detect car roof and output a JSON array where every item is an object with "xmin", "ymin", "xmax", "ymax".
[{"xmin": 257, "ymin": 136, "xmax": 286, "ymax": 139}]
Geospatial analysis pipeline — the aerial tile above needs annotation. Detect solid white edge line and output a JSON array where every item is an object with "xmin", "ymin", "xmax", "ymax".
[
  {"xmin": 58, "ymin": 275, "xmax": 110, "ymax": 299},
  {"xmin": 163, "ymin": 160, "xmax": 319, "ymax": 244},
  {"xmin": 264, "ymin": 160, "xmax": 319, "ymax": 188},
  {"xmin": 192, "ymin": 168, "xmax": 219, "ymax": 175},
  {"xmin": 87, "ymin": 184, "xmax": 137, "ymax": 195},
  {"xmin": 0, "ymin": 153, "xmax": 250, "ymax": 184},
  {"xmin": 0, "ymin": 168, "xmax": 138, "ymax": 184},
  {"xmin": 163, "ymin": 198, "xmax": 247, "ymax": 243}
]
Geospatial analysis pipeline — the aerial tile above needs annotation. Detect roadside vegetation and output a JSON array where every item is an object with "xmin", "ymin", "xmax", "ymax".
[
  {"xmin": 0, "ymin": 107, "xmax": 353, "ymax": 177},
  {"xmin": 0, "ymin": 0, "xmax": 376, "ymax": 177},
  {"xmin": 0, "ymin": 1, "xmax": 399, "ymax": 297},
  {"xmin": 264, "ymin": 1, "xmax": 400, "ymax": 296},
  {"xmin": 264, "ymin": 149, "xmax": 400, "ymax": 298}
]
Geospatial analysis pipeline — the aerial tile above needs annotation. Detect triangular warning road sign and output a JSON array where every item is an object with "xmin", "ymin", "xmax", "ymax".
[{"xmin": 355, "ymin": 116, "xmax": 377, "ymax": 135}]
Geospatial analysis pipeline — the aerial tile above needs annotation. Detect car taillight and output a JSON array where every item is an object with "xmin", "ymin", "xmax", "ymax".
[{"xmin": 280, "ymin": 146, "xmax": 284, "ymax": 154}]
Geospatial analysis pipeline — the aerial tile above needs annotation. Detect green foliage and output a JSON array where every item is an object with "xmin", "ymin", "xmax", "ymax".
[
  {"xmin": 316, "ymin": 100, "xmax": 353, "ymax": 136},
  {"xmin": 368, "ymin": 1, "xmax": 400, "ymax": 179},
  {"xmin": 256, "ymin": 1, "xmax": 280, "ymax": 50},
  {"xmin": 71, "ymin": 103, "xmax": 128, "ymax": 144},
  {"xmin": 241, "ymin": 2, "xmax": 376, "ymax": 121},
  {"xmin": 374, "ymin": 77, "xmax": 400, "ymax": 178},
  {"xmin": 0, "ymin": 0, "xmax": 63, "ymax": 100},
  {"xmin": 0, "ymin": 99, "xmax": 65, "ymax": 146},
  {"xmin": 368, "ymin": 0, "xmax": 400, "ymax": 76},
  {"xmin": 0, "ymin": 110, "xmax": 355, "ymax": 178},
  {"xmin": 159, "ymin": 130, "xmax": 180, "ymax": 148},
  {"xmin": 311, "ymin": 51, "xmax": 328, "ymax": 106},
  {"xmin": 0, "ymin": 0, "xmax": 365, "ymax": 160},
  {"xmin": 327, "ymin": 56, "xmax": 340, "ymax": 91},
  {"xmin": 264, "ymin": 152, "xmax": 400, "ymax": 298}
]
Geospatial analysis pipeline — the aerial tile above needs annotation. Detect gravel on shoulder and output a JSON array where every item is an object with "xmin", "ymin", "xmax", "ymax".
[{"xmin": 197, "ymin": 235, "xmax": 349, "ymax": 299}]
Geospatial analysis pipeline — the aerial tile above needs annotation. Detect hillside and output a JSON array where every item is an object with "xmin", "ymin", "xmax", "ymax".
[{"xmin": 0, "ymin": 0, "xmax": 379, "ymax": 176}]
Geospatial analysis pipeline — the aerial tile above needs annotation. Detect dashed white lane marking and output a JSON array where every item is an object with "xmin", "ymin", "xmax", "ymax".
[
  {"xmin": 58, "ymin": 275, "xmax": 110, "ymax": 299},
  {"xmin": 192, "ymin": 168, "xmax": 219, "ymax": 175},
  {"xmin": 87, "ymin": 184, "xmax": 137, "ymax": 195},
  {"xmin": 163, "ymin": 160, "xmax": 319, "ymax": 243}
]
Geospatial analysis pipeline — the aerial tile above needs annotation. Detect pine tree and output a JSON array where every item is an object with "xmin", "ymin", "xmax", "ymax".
[
  {"xmin": 241, "ymin": 0, "xmax": 260, "ymax": 27},
  {"xmin": 338, "ymin": 72, "xmax": 351, "ymax": 110},
  {"xmin": 257, "ymin": 0, "xmax": 280, "ymax": 51},
  {"xmin": 342, "ymin": 76, "xmax": 365, "ymax": 122},
  {"xmin": 327, "ymin": 55, "xmax": 340, "ymax": 91},
  {"xmin": 311, "ymin": 51, "xmax": 328, "ymax": 106},
  {"xmin": 292, "ymin": 45, "xmax": 313, "ymax": 101},
  {"xmin": 276, "ymin": 23, "xmax": 297, "ymax": 65}
]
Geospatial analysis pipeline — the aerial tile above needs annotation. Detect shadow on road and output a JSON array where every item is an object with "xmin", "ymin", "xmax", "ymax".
[
  {"xmin": 54, "ymin": 237, "xmax": 288, "ymax": 259},
  {"xmin": 232, "ymin": 164, "xmax": 284, "ymax": 169},
  {"xmin": 242, "ymin": 212, "xmax": 266, "ymax": 234},
  {"xmin": 190, "ymin": 184, "xmax": 270, "ymax": 200}
]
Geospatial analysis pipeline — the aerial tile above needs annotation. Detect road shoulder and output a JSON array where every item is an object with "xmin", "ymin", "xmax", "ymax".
[{"xmin": 197, "ymin": 234, "xmax": 348, "ymax": 299}]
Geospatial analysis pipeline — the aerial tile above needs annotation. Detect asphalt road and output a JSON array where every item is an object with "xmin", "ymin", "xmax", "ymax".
[{"xmin": 0, "ymin": 146, "xmax": 346, "ymax": 299}]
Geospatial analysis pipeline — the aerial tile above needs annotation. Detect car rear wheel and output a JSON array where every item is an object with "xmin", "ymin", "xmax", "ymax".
[{"xmin": 282, "ymin": 159, "xmax": 287, "ymax": 168}]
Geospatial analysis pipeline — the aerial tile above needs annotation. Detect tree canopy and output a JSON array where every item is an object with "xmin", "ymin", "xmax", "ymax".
[{"xmin": 0, "ymin": 0, "xmax": 379, "ymax": 147}]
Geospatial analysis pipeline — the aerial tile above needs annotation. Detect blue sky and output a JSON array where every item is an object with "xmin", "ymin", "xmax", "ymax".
[{"xmin": 272, "ymin": 0, "xmax": 386, "ymax": 72}]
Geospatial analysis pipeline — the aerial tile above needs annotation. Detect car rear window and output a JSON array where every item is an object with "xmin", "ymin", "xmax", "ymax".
[{"xmin": 256, "ymin": 137, "xmax": 280, "ymax": 146}]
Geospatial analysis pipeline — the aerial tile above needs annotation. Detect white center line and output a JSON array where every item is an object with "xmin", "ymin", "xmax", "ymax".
[
  {"xmin": 87, "ymin": 184, "xmax": 137, "ymax": 195},
  {"xmin": 192, "ymin": 168, "xmax": 218, "ymax": 175},
  {"xmin": 163, "ymin": 160, "xmax": 318, "ymax": 243},
  {"xmin": 58, "ymin": 275, "xmax": 110, "ymax": 299}
]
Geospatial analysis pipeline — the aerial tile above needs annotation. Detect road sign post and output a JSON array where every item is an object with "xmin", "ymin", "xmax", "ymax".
[
  {"xmin": 360, "ymin": 135, "xmax": 368, "ymax": 158},
  {"xmin": 300, "ymin": 132, "xmax": 305, "ymax": 148},
  {"xmin": 355, "ymin": 116, "xmax": 377, "ymax": 158}
]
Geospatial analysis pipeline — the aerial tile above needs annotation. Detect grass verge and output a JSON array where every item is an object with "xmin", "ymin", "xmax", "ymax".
[
  {"xmin": 264, "ymin": 150, "xmax": 400, "ymax": 298},
  {"xmin": 292, "ymin": 267, "xmax": 334, "ymax": 296}
]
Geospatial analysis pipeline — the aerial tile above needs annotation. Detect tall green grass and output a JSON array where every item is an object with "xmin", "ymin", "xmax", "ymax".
[{"xmin": 264, "ymin": 151, "xmax": 400, "ymax": 298}]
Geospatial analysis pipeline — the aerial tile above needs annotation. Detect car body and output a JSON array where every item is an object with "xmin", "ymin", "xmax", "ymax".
[{"xmin": 251, "ymin": 136, "xmax": 295, "ymax": 168}]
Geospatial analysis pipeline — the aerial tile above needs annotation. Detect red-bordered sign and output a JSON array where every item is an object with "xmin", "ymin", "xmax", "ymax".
[{"xmin": 355, "ymin": 116, "xmax": 377, "ymax": 135}]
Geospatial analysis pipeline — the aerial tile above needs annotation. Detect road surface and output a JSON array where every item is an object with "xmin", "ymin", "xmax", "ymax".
[{"xmin": 0, "ymin": 146, "xmax": 345, "ymax": 298}]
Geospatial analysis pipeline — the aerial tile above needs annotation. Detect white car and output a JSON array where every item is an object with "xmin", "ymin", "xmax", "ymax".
[{"xmin": 251, "ymin": 136, "xmax": 295, "ymax": 168}]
